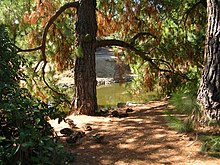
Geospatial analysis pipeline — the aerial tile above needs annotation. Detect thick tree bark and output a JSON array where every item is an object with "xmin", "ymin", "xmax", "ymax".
[
  {"xmin": 197, "ymin": 0, "xmax": 220, "ymax": 120},
  {"xmin": 74, "ymin": 0, "xmax": 98, "ymax": 115}
]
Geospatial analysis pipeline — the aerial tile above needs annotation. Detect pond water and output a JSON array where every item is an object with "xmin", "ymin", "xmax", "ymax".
[{"xmin": 97, "ymin": 83, "xmax": 157, "ymax": 108}]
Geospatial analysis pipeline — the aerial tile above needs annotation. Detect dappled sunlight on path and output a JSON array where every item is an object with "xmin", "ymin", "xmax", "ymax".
[{"xmin": 50, "ymin": 101, "xmax": 219, "ymax": 165}]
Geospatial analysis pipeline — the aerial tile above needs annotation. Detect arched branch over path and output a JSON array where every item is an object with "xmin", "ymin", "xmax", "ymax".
[
  {"xmin": 130, "ymin": 32, "xmax": 157, "ymax": 45},
  {"xmin": 95, "ymin": 39, "xmax": 171, "ymax": 73}
]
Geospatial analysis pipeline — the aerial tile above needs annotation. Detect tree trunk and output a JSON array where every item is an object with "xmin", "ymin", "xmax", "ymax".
[
  {"xmin": 74, "ymin": 0, "xmax": 98, "ymax": 115},
  {"xmin": 197, "ymin": 0, "xmax": 220, "ymax": 120}
]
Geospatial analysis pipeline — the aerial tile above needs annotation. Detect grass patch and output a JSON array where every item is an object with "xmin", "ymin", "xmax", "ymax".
[
  {"xmin": 200, "ymin": 135, "xmax": 220, "ymax": 158},
  {"xmin": 200, "ymin": 135, "xmax": 220, "ymax": 152},
  {"xmin": 164, "ymin": 110, "xmax": 194, "ymax": 133},
  {"xmin": 167, "ymin": 85, "xmax": 220, "ymax": 158}
]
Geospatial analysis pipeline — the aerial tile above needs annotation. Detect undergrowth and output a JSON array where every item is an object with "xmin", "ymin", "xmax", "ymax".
[
  {"xmin": 0, "ymin": 25, "xmax": 74, "ymax": 164},
  {"xmin": 167, "ymin": 81, "xmax": 220, "ymax": 157},
  {"xmin": 166, "ymin": 81, "xmax": 199, "ymax": 133},
  {"xmin": 164, "ymin": 110, "xmax": 194, "ymax": 133},
  {"xmin": 200, "ymin": 135, "xmax": 220, "ymax": 158}
]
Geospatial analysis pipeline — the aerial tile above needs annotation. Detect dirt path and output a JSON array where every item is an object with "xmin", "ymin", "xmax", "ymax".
[{"xmin": 50, "ymin": 101, "xmax": 219, "ymax": 165}]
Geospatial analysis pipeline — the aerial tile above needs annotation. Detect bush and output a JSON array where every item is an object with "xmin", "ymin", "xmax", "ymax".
[{"xmin": 0, "ymin": 25, "xmax": 73, "ymax": 164}]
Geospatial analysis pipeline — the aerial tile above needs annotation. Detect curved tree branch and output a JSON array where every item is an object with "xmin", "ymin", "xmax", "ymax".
[
  {"xmin": 15, "ymin": 45, "xmax": 42, "ymax": 53},
  {"xmin": 16, "ymin": 2, "xmax": 79, "ymax": 54},
  {"xmin": 41, "ymin": 2, "xmax": 79, "ymax": 60},
  {"xmin": 130, "ymin": 32, "xmax": 157, "ymax": 45},
  {"xmin": 95, "ymin": 39, "xmax": 150, "ymax": 59},
  {"xmin": 182, "ymin": 0, "xmax": 206, "ymax": 26},
  {"xmin": 95, "ymin": 39, "xmax": 172, "ymax": 73},
  {"xmin": 15, "ymin": 2, "xmax": 79, "ymax": 101},
  {"xmin": 151, "ymin": 58, "xmax": 175, "ymax": 72}
]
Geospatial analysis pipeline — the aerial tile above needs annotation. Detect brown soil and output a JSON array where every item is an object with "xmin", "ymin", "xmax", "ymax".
[{"xmin": 50, "ymin": 101, "xmax": 220, "ymax": 165}]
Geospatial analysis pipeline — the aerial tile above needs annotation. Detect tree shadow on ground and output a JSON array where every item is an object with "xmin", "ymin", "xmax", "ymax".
[{"xmin": 53, "ymin": 101, "xmax": 218, "ymax": 165}]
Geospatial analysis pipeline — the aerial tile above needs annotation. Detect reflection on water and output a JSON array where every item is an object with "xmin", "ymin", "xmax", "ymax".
[{"xmin": 97, "ymin": 83, "xmax": 157, "ymax": 107}]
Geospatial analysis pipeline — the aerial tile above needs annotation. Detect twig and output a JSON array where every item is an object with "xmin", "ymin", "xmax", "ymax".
[
  {"xmin": 182, "ymin": 0, "xmax": 205, "ymax": 26},
  {"xmin": 186, "ymin": 133, "xmax": 198, "ymax": 147},
  {"xmin": 130, "ymin": 32, "xmax": 157, "ymax": 45}
]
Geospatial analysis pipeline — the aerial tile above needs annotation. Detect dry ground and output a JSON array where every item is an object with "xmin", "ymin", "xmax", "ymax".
[{"xmin": 50, "ymin": 101, "xmax": 220, "ymax": 165}]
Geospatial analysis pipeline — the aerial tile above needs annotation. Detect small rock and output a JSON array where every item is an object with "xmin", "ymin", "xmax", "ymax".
[
  {"xmin": 126, "ymin": 108, "xmax": 134, "ymax": 113},
  {"xmin": 84, "ymin": 126, "xmax": 92, "ymax": 131},
  {"xmin": 60, "ymin": 128, "xmax": 74, "ymax": 136},
  {"xmin": 65, "ymin": 118, "xmax": 77, "ymax": 128},
  {"xmin": 95, "ymin": 108, "xmax": 109, "ymax": 116},
  {"xmin": 188, "ymin": 137, "xmax": 194, "ymax": 141},
  {"xmin": 119, "ymin": 113, "xmax": 128, "ymax": 118},
  {"xmin": 111, "ymin": 110, "xmax": 119, "ymax": 117},
  {"xmin": 66, "ymin": 136, "xmax": 78, "ymax": 143},
  {"xmin": 117, "ymin": 102, "xmax": 126, "ymax": 108},
  {"xmin": 66, "ymin": 131, "xmax": 85, "ymax": 143},
  {"xmin": 100, "ymin": 108, "xmax": 109, "ymax": 114},
  {"xmin": 93, "ymin": 133, "xmax": 105, "ymax": 143}
]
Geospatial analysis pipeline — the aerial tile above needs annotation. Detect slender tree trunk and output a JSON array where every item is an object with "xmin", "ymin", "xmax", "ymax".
[
  {"xmin": 74, "ymin": 0, "xmax": 98, "ymax": 115},
  {"xmin": 197, "ymin": 0, "xmax": 220, "ymax": 120}
]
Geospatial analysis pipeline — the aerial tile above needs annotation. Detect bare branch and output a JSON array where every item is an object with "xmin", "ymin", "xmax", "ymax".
[
  {"xmin": 16, "ymin": 2, "xmax": 79, "ymax": 54},
  {"xmin": 39, "ymin": 2, "xmax": 78, "ymax": 100},
  {"xmin": 151, "ymin": 58, "xmax": 174, "ymax": 72},
  {"xmin": 43, "ymin": 2, "xmax": 79, "ymax": 57},
  {"xmin": 95, "ymin": 39, "xmax": 178, "ymax": 74},
  {"xmin": 41, "ymin": 2, "xmax": 79, "ymax": 57}
]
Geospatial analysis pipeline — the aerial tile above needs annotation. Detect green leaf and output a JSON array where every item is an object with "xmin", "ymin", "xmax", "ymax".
[
  {"xmin": 11, "ymin": 144, "xmax": 20, "ymax": 155},
  {"xmin": 0, "ymin": 136, "xmax": 6, "ymax": 142},
  {"xmin": 75, "ymin": 46, "xmax": 83, "ymax": 57},
  {"xmin": 35, "ymin": 118, "xmax": 41, "ymax": 124},
  {"xmin": 21, "ymin": 141, "xmax": 34, "ymax": 148}
]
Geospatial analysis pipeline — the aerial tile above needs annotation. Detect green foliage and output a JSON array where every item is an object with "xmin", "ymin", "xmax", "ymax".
[
  {"xmin": 200, "ymin": 135, "xmax": 220, "ymax": 157},
  {"xmin": 170, "ymin": 84, "xmax": 199, "ymax": 114},
  {"xmin": 165, "ymin": 111, "xmax": 194, "ymax": 133},
  {"xmin": 165, "ymin": 76, "xmax": 200, "ymax": 133},
  {"xmin": 0, "ymin": 25, "xmax": 73, "ymax": 165},
  {"xmin": 169, "ymin": 66, "xmax": 201, "ymax": 116}
]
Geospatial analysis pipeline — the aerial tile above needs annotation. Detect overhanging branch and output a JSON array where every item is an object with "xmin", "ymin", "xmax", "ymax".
[
  {"xmin": 182, "ymin": 0, "xmax": 206, "ymax": 26},
  {"xmin": 41, "ymin": 2, "xmax": 79, "ymax": 59},
  {"xmin": 15, "ymin": 45, "xmax": 42, "ymax": 53},
  {"xmin": 95, "ymin": 39, "xmax": 151, "ymax": 60},
  {"xmin": 15, "ymin": 2, "xmax": 79, "ymax": 101},
  {"xmin": 130, "ymin": 32, "xmax": 157, "ymax": 45},
  {"xmin": 16, "ymin": 2, "xmax": 79, "ymax": 54},
  {"xmin": 95, "ymin": 39, "xmax": 171, "ymax": 72}
]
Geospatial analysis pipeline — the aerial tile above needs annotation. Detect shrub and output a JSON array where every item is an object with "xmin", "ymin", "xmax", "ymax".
[{"xmin": 0, "ymin": 25, "xmax": 73, "ymax": 165}]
